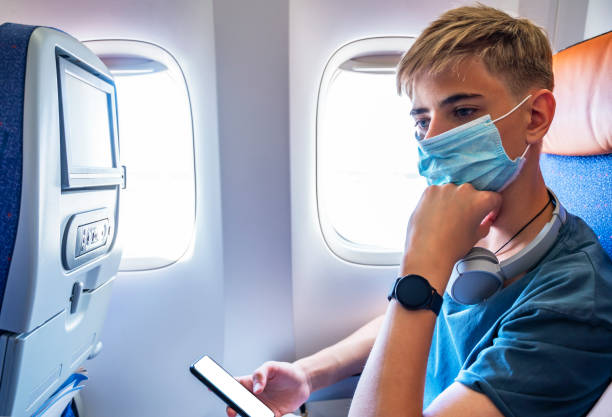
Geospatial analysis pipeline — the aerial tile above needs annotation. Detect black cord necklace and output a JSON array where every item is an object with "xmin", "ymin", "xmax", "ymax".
[{"xmin": 494, "ymin": 197, "xmax": 552, "ymax": 255}]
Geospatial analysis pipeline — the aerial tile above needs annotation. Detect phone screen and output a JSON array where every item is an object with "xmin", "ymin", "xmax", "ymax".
[{"xmin": 190, "ymin": 355, "xmax": 274, "ymax": 417}]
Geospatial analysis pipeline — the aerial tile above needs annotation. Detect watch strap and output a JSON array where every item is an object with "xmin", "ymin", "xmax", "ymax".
[
  {"xmin": 429, "ymin": 289, "xmax": 443, "ymax": 315},
  {"xmin": 387, "ymin": 277, "xmax": 400, "ymax": 301}
]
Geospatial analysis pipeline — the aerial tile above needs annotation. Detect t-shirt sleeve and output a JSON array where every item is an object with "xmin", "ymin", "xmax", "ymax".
[{"xmin": 456, "ymin": 307, "xmax": 612, "ymax": 417}]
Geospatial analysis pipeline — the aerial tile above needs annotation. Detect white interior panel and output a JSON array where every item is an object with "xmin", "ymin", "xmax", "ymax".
[
  {"xmin": 518, "ymin": 0, "xmax": 602, "ymax": 52},
  {"xmin": 212, "ymin": 0, "xmax": 295, "ymax": 376},
  {"xmin": 552, "ymin": 0, "xmax": 589, "ymax": 52},
  {"xmin": 584, "ymin": 0, "xmax": 612, "ymax": 40}
]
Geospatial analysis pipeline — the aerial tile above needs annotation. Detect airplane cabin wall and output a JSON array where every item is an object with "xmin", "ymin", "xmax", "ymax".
[
  {"xmin": 212, "ymin": 0, "xmax": 295, "ymax": 377},
  {"xmin": 584, "ymin": 0, "xmax": 612, "ymax": 40},
  {"xmin": 1, "ymin": 1, "xmax": 225, "ymax": 416}
]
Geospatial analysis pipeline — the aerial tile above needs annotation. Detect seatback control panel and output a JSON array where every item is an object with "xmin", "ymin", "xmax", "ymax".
[{"xmin": 63, "ymin": 207, "xmax": 114, "ymax": 270}]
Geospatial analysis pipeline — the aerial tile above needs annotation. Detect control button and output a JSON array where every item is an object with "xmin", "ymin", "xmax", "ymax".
[{"xmin": 75, "ymin": 219, "xmax": 110, "ymax": 258}]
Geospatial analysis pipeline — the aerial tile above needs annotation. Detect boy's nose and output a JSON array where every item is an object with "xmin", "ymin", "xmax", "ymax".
[{"xmin": 424, "ymin": 116, "xmax": 455, "ymax": 140}]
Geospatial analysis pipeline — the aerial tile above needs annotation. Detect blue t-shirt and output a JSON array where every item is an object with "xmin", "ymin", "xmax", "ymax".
[{"xmin": 424, "ymin": 213, "xmax": 612, "ymax": 417}]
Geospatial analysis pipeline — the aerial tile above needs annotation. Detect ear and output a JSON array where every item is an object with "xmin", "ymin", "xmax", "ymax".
[{"xmin": 526, "ymin": 89, "xmax": 555, "ymax": 145}]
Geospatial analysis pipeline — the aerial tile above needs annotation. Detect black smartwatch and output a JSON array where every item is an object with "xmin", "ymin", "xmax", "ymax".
[{"xmin": 387, "ymin": 274, "xmax": 443, "ymax": 316}]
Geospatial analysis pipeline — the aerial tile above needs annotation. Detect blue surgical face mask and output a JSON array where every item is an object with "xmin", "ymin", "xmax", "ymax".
[{"xmin": 416, "ymin": 95, "xmax": 532, "ymax": 192}]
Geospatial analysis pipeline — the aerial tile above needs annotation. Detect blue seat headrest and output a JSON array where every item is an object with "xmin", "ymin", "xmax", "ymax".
[
  {"xmin": 541, "ymin": 153, "xmax": 612, "ymax": 258},
  {"xmin": 0, "ymin": 23, "xmax": 38, "ymax": 311}
]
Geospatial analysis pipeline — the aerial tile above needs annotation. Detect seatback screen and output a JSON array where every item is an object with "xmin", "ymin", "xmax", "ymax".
[
  {"xmin": 58, "ymin": 55, "xmax": 122, "ymax": 189},
  {"xmin": 63, "ymin": 71, "xmax": 113, "ymax": 168}
]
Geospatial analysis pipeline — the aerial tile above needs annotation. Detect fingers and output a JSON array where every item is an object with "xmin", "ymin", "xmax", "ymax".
[
  {"xmin": 232, "ymin": 375, "xmax": 254, "ymax": 393},
  {"xmin": 252, "ymin": 362, "xmax": 276, "ymax": 394},
  {"xmin": 477, "ymin": 211, "xmax": 496, "ymax": 241},
  {"xmin": 454, "ymin": 185, "xmax": 502, "ymax": 247},
  {"xmin": 474, "ymin": 190, "xmax": 503, "ymax": 222},
  {"xmin": 405, "ymin": 184, "xmax": 505, "ymax": 267},
  {"xmin": 226, "ymin": 406, "xmax": 237, "ymax": 417},
  {"xmin": 252, "ymin": 371, "xmax": 265, "ymax": 394},
  {"xmin": 453, "ymin": 184, "xmax": 500, "ymax": 219}
]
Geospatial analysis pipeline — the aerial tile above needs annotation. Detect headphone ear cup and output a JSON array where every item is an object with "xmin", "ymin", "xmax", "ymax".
[{"xmin": 448, "ymin": 247, "xmax": 504, "ymax": 305}]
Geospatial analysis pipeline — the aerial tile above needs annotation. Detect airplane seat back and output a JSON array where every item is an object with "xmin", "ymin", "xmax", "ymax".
[
  {"xmin": 539, "ymin": 31, "xmax": 612, "ymax": 417},
  {"xmin": 540, "ymin": 31, "xmax": 612, "ymax": 258},
  {"xmin": 0, "ymin": 23, "xmax": 122, "ymax": 416}
]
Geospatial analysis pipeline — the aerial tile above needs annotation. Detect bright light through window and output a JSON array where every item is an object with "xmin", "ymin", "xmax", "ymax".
[
  {"xmin": 318, "ymin": 60, "xmax": 427, "ymax": 261},
  {"xmin": 84, "ymin": 41, "xmax": 196, "ymax": 271},
  {"xmin": 112, "ymin": 68, "xmax": 195, "ymax": 270}
]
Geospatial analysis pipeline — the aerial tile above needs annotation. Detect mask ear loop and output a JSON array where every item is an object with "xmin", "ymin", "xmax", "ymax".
[
  {"xmin": 492, "ymin": 94, "xmax": 533, "ymax": 158},
  {"xmin": 491, "ymin": 94, "xmax": 532, "ymax": 124},
  {"xmin": 519, "ymin": 141, "xmax": 531, "ymax": 158}
]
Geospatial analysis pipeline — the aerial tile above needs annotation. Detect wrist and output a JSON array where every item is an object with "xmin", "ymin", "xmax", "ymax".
[
  {"xmin": 400, "ymin": 254, "xmax": 454, "ymax": 295},
  {"xmin": 293, "ymin": 358, "xmax": 315, "ymax": 395}
]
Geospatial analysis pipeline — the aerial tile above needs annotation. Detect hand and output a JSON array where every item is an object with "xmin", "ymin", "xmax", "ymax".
[
  {"xmin": 226, "ymin": 361, "xmax": 311, "ymax": 417},
  {"xmin": 402, "ymin": 184, "xmax": 502, "ymax": 291}
]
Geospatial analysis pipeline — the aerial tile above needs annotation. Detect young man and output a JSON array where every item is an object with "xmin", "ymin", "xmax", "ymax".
[{"xmin": 228, "ymin": 5, "xmax": 612, "ymax": 417}]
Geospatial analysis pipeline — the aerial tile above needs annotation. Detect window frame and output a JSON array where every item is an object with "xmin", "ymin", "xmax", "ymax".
[
  {"xmin": 316, "ymin": 37, "xmax": 416, "ymax": 266},
  {"xmin": 83, "ymin": 39, "xmax": 197, "ymax": 271}
]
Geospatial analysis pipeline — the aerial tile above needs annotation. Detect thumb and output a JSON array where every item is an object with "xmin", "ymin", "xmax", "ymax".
[
  {"xmin": 477, "ymin": 214, "xmax": 495, "ymax": 241},
  {"xmin": 252, "ymin": 365, "xmax": 272, "ymax": 394},
  {"xmin": 476, "ymin": 192, "xmax": 502, "ymax": 221},
  {"xmin": 475, "ymin": 193, "xmax": 502, "ymax": 238}
]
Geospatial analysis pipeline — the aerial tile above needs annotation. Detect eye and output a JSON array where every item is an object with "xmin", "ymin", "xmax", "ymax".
[
  {"xmin": 415, "ymin": 119, "xmax": 429, "ymax": 129},
  {"xmin": 413, "ymin": 118, "xmax": 429, "ymax": 139},
  {"xmin": 453, "ymin": 107, "xmax": 477, "ymax": 118}
]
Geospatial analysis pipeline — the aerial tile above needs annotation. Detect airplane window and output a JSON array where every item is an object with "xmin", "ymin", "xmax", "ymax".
[
  {"xmin": 317, "ymin": 38, "xmax": 425, "ymax": 265},
  {"xmin": 84, "ymin": 40, "xmax": 196, "ymax": 271}
]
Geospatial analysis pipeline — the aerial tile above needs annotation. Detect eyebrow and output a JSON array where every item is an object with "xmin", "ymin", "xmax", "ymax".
[{"xmin": 410, "ymin": 93, "xmax": 484, "ymax": 116}]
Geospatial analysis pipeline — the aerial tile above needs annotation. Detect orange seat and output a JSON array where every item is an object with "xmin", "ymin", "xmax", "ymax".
[{"xmin": 544, "ymin": 31, "xmax": 612, "ymax": 155}]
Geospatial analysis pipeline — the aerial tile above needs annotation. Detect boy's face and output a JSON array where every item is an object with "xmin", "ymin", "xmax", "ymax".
[{"xmin": 410, "ymin": 57, "xmax": 529, "ymax": 160}]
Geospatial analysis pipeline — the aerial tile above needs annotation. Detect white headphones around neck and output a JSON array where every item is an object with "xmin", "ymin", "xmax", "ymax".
[{"xmin": 447, "ymin": 188, "xmax": 566, "ymax": 305}]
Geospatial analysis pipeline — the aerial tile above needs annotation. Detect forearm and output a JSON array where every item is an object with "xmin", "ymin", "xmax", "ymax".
[
  {"xmin": 348, "ymin": 255, "xmax": 453, "ymax": 417},
  {"xmin": 349, "ymin": 302, "xmax": 436, "ymax": 416},
  {"xmin": 294, "ymin": 315, "xmax": 384, "ymax": 393}
]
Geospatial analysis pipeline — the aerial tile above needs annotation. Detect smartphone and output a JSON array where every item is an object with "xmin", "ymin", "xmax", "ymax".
[{"xmin": 190, "ymin": 355, "xmax": 275, "ymax": 417}]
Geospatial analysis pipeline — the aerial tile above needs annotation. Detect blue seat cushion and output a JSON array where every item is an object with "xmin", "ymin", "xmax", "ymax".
[
  {"xmin": 541, "ymin": 152, "xmax": 612, "ymax": 258},
  {"xmin": 0, "ymin": 23, "xmax": 38, "ymax": 311}
]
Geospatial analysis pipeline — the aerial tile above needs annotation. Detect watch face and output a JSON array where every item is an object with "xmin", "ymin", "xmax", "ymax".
[{"xmin": 396, "ymin": 275, "xmax": 431, "ymax": 308}]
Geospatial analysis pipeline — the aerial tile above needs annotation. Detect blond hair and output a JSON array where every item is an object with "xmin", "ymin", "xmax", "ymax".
[{"xmin": 397, "ymin": 4, "xmax": 553, "ymax": 98}]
